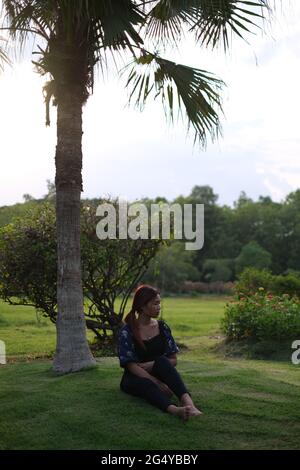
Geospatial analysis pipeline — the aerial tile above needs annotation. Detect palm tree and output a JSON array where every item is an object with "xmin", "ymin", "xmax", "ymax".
[{"xmin": 1, "ymin": 0, "xmax": 271, "ymax": 375}]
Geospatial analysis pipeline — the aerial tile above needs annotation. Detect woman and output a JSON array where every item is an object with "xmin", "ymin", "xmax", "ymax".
[{"xmin": 117, "ymin": 284, "xmax": 203, "ymax": 421}]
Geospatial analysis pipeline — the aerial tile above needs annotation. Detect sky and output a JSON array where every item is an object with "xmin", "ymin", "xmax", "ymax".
[{"xmin": 0, "ymin": 1, "xmax": 300, "ymax": 208}]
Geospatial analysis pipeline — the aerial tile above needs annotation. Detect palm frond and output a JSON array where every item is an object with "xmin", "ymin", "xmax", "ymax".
[
  {"xmin": 143, "ymin": 0, "xmax": 270, "ymax": 50},
  {"xmin": 2, "ymin": 1, "xmax": 146, "ymax": 79},
  {"xmin": 144, "ymin": 0, "xmax": 197, "ymax": 45},
  {"xmin": 191, "ymin": 0, "xmax": 270, "ymax": 50},
  {"xmin": 86, "ymin": 0, "xmax": 145, "ymax": 76},
  {"xmin": 89, "ymin": 0, "xmax": 145, "ymax": 51},
  {"xmin": 2, "ymin": 0, "xmax": 54, "ymax": 53},
  {"xmin": 123, "ymin": 51, "xmax": 224, "ymax": 146},
  {"xmin": 1, "ymin": 0, "xmax": 272, "ymax": 140},
  {"xmin": 0, "ymin": 37, "xmax": 10, "ymax": 70}
]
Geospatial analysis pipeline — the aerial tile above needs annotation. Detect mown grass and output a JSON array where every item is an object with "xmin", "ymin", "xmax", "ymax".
[
  {"xmin": 0, "ymin": 302, "xmax": 56, "ymax": 361},
  {"xmin": 0, "ymin": 295, "xmax": 226, "ymax": 360},
  {"xmin": 1, "ymin": 296, "xmax": 300, "ymax": 450},
  {"xmin": 0, "ymin": 300, "xmax": 101, "ymax": 361}
]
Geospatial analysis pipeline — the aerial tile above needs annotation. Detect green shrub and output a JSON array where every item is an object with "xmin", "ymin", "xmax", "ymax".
[
  {"xmin": 202, "ymin": 258, "xmax": 233, "ymax": 282},
  {"xmin": 235, "ymin": 241, "xmax": 272, "ymax": 274},
  {"xmin": 221, "ymin": 290, "xmax": 300, "ymax": 341},
  {"xmin": 234, "ymin": 268, "xmax": 273, "ymax": 298},
  {"xmin": 235, "ymin": 268, "xmax": 300, "ymax": 299},
  {"xmin": 274, "ymin": 274, "xmax": 300, "ymax": 298}
]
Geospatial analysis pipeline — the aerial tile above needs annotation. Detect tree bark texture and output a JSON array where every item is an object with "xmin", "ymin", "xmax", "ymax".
[{"xmin": 53, "ymin": 86, "xmax": 96, "ymax": 374}]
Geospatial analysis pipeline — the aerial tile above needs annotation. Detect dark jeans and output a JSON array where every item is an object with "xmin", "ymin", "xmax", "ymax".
[{"xmin": 120, "ymin": 355, "xmax": 190, "ymax": 412}]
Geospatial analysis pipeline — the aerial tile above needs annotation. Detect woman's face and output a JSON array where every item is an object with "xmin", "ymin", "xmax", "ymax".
[{"xmin": 141, "ymin": 294, "xmax": 161, "ymax": 318}]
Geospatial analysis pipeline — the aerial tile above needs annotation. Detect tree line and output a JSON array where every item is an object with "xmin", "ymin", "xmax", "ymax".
[
  {"xmin": 1, "ymin": 182, "xmax": 299, "ymax": 295},
  {"xmin": 124, "ymin": 184, "xmax": 300, "ymax": 290}
]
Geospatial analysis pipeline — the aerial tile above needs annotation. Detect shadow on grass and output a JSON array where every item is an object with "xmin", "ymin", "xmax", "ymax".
[{"xmin": 214, "ymin": 338, "xmax": 295, "ymax": 363}]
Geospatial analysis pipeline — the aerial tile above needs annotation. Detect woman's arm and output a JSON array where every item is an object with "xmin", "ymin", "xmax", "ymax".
[
  {"xmin": 137, "ymin": 354, "xmax": 177, "ymax": 372},
  {"xmin": 125, "ymin": 362, "xmax": 173, "ymax": 397},
  {"xmin": 125, "ymin": 362, "xmax": 156, "ymax": 381},
  {"xmin": 137, "ymin": 361, "xmax": 155, "ymax": 372}
]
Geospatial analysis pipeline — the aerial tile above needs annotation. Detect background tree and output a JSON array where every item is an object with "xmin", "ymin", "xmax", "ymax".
[
  {"xmin": 174, "ymin": 184, "xmax": 224, "ymax": 273},
  {"xmin": 43, "ymin": 179, "xmax": 56, "ymax": 201},
  {"xmin": 141, "ymin": 240, "xmax": 200, "ymax": 292},
  {"xmin": 0, "ymin": 203, "xmax": 57, "ymax": 319},
  {"xmin": 22, "ymin": 193, "xmax": 35, "ymax": 202},
  {"xmin": 80, "ymin": 198, "xmax": 163, "ymax": 339},
  {"xmin": 0, "ymin": 200, "xmax": 162, "ymax": 344},
  {"xmin": 279, "ymin": 190, "xmax": 300, "ymax": 273},
  {"xmin": 235, "ymin": 240, "xmax": 272, "ymax": 274},
  {"xmin": 202, "ymin": 258, "xmax": 233, "ymax": 282},
  {"xmin": 2, "ymin": 183, "xmax": 300, "ymax": 292}
]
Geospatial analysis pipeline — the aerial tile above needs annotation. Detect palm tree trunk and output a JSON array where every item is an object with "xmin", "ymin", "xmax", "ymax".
[{"xmin": 53, "ymin": 86, "xmax": 96, "ymax": 374}]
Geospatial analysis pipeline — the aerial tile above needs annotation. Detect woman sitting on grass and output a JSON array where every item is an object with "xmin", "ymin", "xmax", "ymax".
[{"xmin": 117, "ymin": 284, "xmax": 203, "ymax": 421}]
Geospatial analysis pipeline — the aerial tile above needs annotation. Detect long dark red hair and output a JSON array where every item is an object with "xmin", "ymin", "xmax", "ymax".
[{"xmin": 124, "ymin": 284, "xmax": 160, "ymax": 349}]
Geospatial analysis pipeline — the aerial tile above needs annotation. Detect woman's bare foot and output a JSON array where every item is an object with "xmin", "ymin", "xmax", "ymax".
[
  {"xmin": 180, "ymin": 393, "xmax": 203, "ymax": 417},
  {"xmin": 187, "ymin": 407, "xmax": 203, "ymax": 417},
  {"xmin": 167, "ymin": 405, "xmax": 192, "ymax": 421}
]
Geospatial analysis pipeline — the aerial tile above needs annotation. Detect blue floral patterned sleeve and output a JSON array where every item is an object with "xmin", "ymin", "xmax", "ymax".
[
  {"xmin": 117, "ymin": 325, "xmax": 139, "ymax": 368},
  {"xmin": 160, "ymin": 320, "xmax": 180, "ymax": 356}
]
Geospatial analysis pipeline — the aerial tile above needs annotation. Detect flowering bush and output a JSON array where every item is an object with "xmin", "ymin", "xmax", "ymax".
[
  {"xmin": 235, "ymin": 267, "xmax": 300, "ymax": 299},
  {"xmin": 221, "ymin": 289, "xmax": 300, "ymax": 341}
]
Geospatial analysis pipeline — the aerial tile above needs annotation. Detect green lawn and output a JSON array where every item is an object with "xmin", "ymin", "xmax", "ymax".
[
  {"xmin": 0, "ymin": 300, "xmax": 98, "ymax": 361},
  {"xmin": 0, "ymin": 296, "xmax": 225, "ymax": 360},
  {"xmin": 0, "ymin": 297, "xmax": 300, "ymax": 450}
]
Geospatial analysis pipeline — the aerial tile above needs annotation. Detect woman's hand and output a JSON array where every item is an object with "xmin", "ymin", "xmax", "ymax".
[
  {"xmin": 153, "ymin": 378, "xmax": 173, "ymax": 398},
  {"xmin": 136, "ymin": 363, "xmax": 173, "ymax": 397}
]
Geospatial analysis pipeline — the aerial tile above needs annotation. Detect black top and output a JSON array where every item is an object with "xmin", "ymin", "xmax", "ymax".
[
  {"xmin": 117, "ymin": 319, "xmax": 180, "ymax": 369},
  {"xmin": 133, "ymin": 331, "xmax": 167, "ymax": 362}
]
